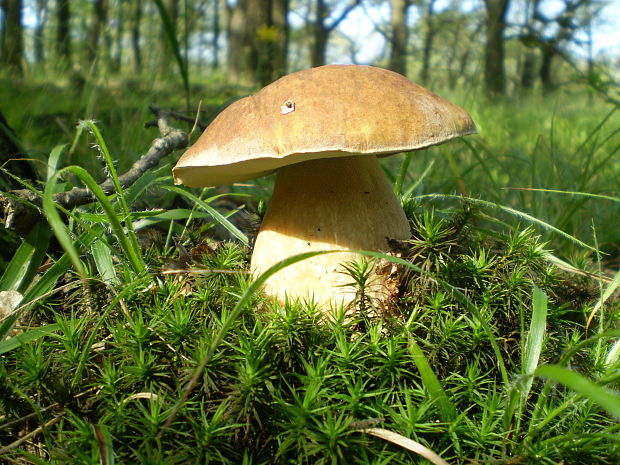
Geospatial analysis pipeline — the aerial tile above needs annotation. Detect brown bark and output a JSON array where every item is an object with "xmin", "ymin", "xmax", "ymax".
[
  {"xmin": 388, "ymin": 0, "xmax": 409, "ymax": 75},
  {"xmin": 483, "ymin": 0, "xmax": 510, "ymax": 96}
]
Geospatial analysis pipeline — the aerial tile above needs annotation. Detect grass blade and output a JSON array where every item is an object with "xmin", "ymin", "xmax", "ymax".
[
  {"xmin": 393, "ymin": 152, "xmax": 412, "ymax": 197},
  {"xmin": 587, "ymin": 268, "xmax": 620, "ymax": 330},
  {"xmin": 91, "ymin": 239, "xmax": 119, "ymax": 285},
  {"xmin": 503, "ymin": 187, "xmax": 619, "ymax": 204},
  {"xmin": 505, "ymin": 286, "xmax": 549, "ymax": 431},
  {"xmin": 409, "ymin": 340, "xmax": 457, "ymax": 422},
  {"xmin": 22, "ymin": 226, "xmax": 103, "ymax": 306},
  {"xmin": 605, "ymin": 338, "xmax": 620, "ymax": 369},
  {"xmin": 403, "ymin": 159, "xmax": 435, "ymax": 198},
  {"xmin": 162, "ymin": 185, "xmax": 249, "ymax": 246},
  {"xmin": 523, "ymin": 286, "xmax": 548, "ymax": 392},
  {"xmin": 82, "ymin": 121, "xmax": 144, "ymax": 263},
  {"xmin": 43, "ymin": 173, "xmax": 87, "ymax": 278},
  {"xmin": 535, "ymin": 364, "xmax": 620, "ymax": 420},
  {"xmin": 0, "ymin": 324, "xmax": 60, "ymax": 355},
  {"xmin": 44, "ymin": 166, "xmax": 145, "ymax": 275},
  {"xmin": 413, "ymin": 194, "xmax": 598, "ymax": 252},
  {"xmin": 0, "ymin": 220, "xmax": 52, "ymax": 293},
  {"xmin": 93, "ymin": 424, "xmax": 115, "ymax": 465},
  {"xmin": 46, "ymin": 144, "xmax": 66, "ymax": 181}
]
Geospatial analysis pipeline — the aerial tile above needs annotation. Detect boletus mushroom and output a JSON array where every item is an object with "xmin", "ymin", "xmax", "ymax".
[{"xmin": 173, "ymin": 65, "xmax": 476, "ymax": 310}]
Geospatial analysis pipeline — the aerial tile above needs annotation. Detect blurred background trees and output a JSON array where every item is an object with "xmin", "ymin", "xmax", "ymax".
[{"xmin": 0, "ymin": 0, "xmax": 616, "ymax": 94}]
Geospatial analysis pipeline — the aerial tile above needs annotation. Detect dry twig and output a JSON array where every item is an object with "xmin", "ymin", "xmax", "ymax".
[{"xmin": 0, "ymin": 106, "xmax": 189, "ymax": 236}]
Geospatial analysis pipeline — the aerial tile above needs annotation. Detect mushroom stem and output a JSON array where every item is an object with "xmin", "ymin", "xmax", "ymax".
[{"xmin": 250, "ymin": 155, "xmax": 411, "ymax": 308}]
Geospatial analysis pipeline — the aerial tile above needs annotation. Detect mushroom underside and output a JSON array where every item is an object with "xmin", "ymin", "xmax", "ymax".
[{"xmin": 250, "ymin": 154, "xmax": 412, "ymax": 310}]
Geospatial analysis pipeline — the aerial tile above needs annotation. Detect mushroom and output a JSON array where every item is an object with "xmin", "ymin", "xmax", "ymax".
[{"xmin": 173, "ymin": 65, "xmax": 476, "ymax": 310}]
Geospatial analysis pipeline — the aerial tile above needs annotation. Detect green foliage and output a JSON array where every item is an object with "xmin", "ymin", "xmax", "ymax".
[
  {"xmin": 1, "ymin": 72, "xmax": 619, "ymax": 464},
  {"xmin": 1, "ymin": 197, "xmax": 618, "ymax": 463}
]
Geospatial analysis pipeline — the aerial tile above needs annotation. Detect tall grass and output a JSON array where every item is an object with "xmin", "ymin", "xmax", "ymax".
[{"xmin": 396, "ymin": 91, "xmax": 620, "ymax": 255}]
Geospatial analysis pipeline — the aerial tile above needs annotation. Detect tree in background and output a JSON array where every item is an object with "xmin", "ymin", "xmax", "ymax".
[
  {"xmin": 33, "ymin": 0, "xmax": 47, "ymax": 64},
  {"xmin": 519, "ymin": 0, "xmax": 604, "ymax": 94},
  {"xmin": 418, "ymin": 0, "xmax": 439, "ymax": 85},
  {"xmin": 518, "ymin": 0, "xmax": 537, "ymax": 93},
  {"xmin": 0, "ymin": 1, "xmax": 4, "ymax": 53},
  {"xmin": 388, "ymin": 0, "xmax": 410, "ymax": 75},
  {"xmin": 0, "ymin": 0, "xmax": 613, "ymax": 98},
  {"xmin": 308, "ymin": 0, "xmax": 361, "ymax": 67},
  {"xmin": 0, "ymin": 0, "xmax": 23, "ymax": 74},
  {"xmin": 227, "ymin": 0, "xmax": 289, "ymax": 86},
  {"xmin": 484, "ymin": 0, "xmax": 510, "ymax": 95},
  {"xmin": 433, "ymin": 4, "xmax": 484, "ymax": 89},
  {"xmin": 159, "ymin": 0, "xmax": 179, "ymax": 77},
  {"xmin": 130, "ymin": 0, "xmax": 142, "ymax": 73},
  {"xmin": 110, "ymin": 0, "xmax": 125, "ymax": 73},
  {"xmin": 56, "ymin": 0, "xmax": 71, "ymax": 70},
  {"xmin": 87, "ymin": 0, "xmax": 109, "ymax": 68},
  {"xmin": 211, "ymin": 0, "xmax": 221, "ymax": 70}
]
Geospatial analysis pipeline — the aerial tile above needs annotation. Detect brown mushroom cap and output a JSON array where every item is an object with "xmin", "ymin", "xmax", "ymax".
[{"xmin": 173, "ymin": 64, "xmax": 477, "ymax": 187}]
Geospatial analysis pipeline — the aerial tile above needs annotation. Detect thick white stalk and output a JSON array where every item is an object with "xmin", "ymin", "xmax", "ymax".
[{"xmin": 250, "ymin": 154, "xmax": 411, "ymax": 309}]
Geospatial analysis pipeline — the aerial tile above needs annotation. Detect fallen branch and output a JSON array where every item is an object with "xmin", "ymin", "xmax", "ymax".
[{"xmin": 0, "ymin": 106, "xmax": 189, "ymax": 236}]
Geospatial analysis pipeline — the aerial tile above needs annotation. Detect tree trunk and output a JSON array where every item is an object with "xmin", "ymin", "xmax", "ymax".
[
  {"xmin": 520, "ymin": 51, "xmax": 536, "ymax": 92},
  {"xmin": 310, "ymin": 0, "xmax": 329, "ymax": 67},
  {"xmin": 0, "ymin": 0, "xmax": 5, "ymax": 56},
  {"xmin": 111, "ymin": 0, "xmax": 124, "ymax": 73},
  {"xmin": 211, "ymin": 0, "xmax": 221, "ymax": 69},
  {"xmin": 227, "ymin": 0, "xmax": 289, "ymax": 86},
  {"xmin": 539, "ymin": 44, "xmax": 555, "ymax": 94},
  {"xmin": 131, "ymin": 0, "xmax": 142, "ymax": 73},
  {"xmin": 56, "ymin": 0, "xmax": 71, "ymax": 69},
  {"xmin": 33, "ymin": 0, "xmax": 47, "ymax": 64},
  {"xmin": 270, "ymin": 0, "xmax": 290, "ymax": 80},
  {"xmin": 1, "ymin": 0, "xmax": 23, "ymax": 74},
  {"xmin": 388, "ymin": 0, "xmax": 409, "ymax": 75},
  {"xmin": 87, "ymin": 0, "xmax": 108, "ymax": 66},
  {"xmin": 483, "ymin": 0, "xmax": 509, "ymax": 96},
  {"xmin": 419, "ymin": 0, "xmax": 438, "ymax": 84},
  {"xmin": 310, "ymin": 0, "xmax": 360, "ymax": 68},
  {"xmin": 227, "ymin": 0, "xmax": 249, "ymax": 84}
]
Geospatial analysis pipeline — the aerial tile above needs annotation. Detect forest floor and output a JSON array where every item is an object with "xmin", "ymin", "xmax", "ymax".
[{"xmin": 0, "ymin": 73, "xmax": 619, "ymax": 464}]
